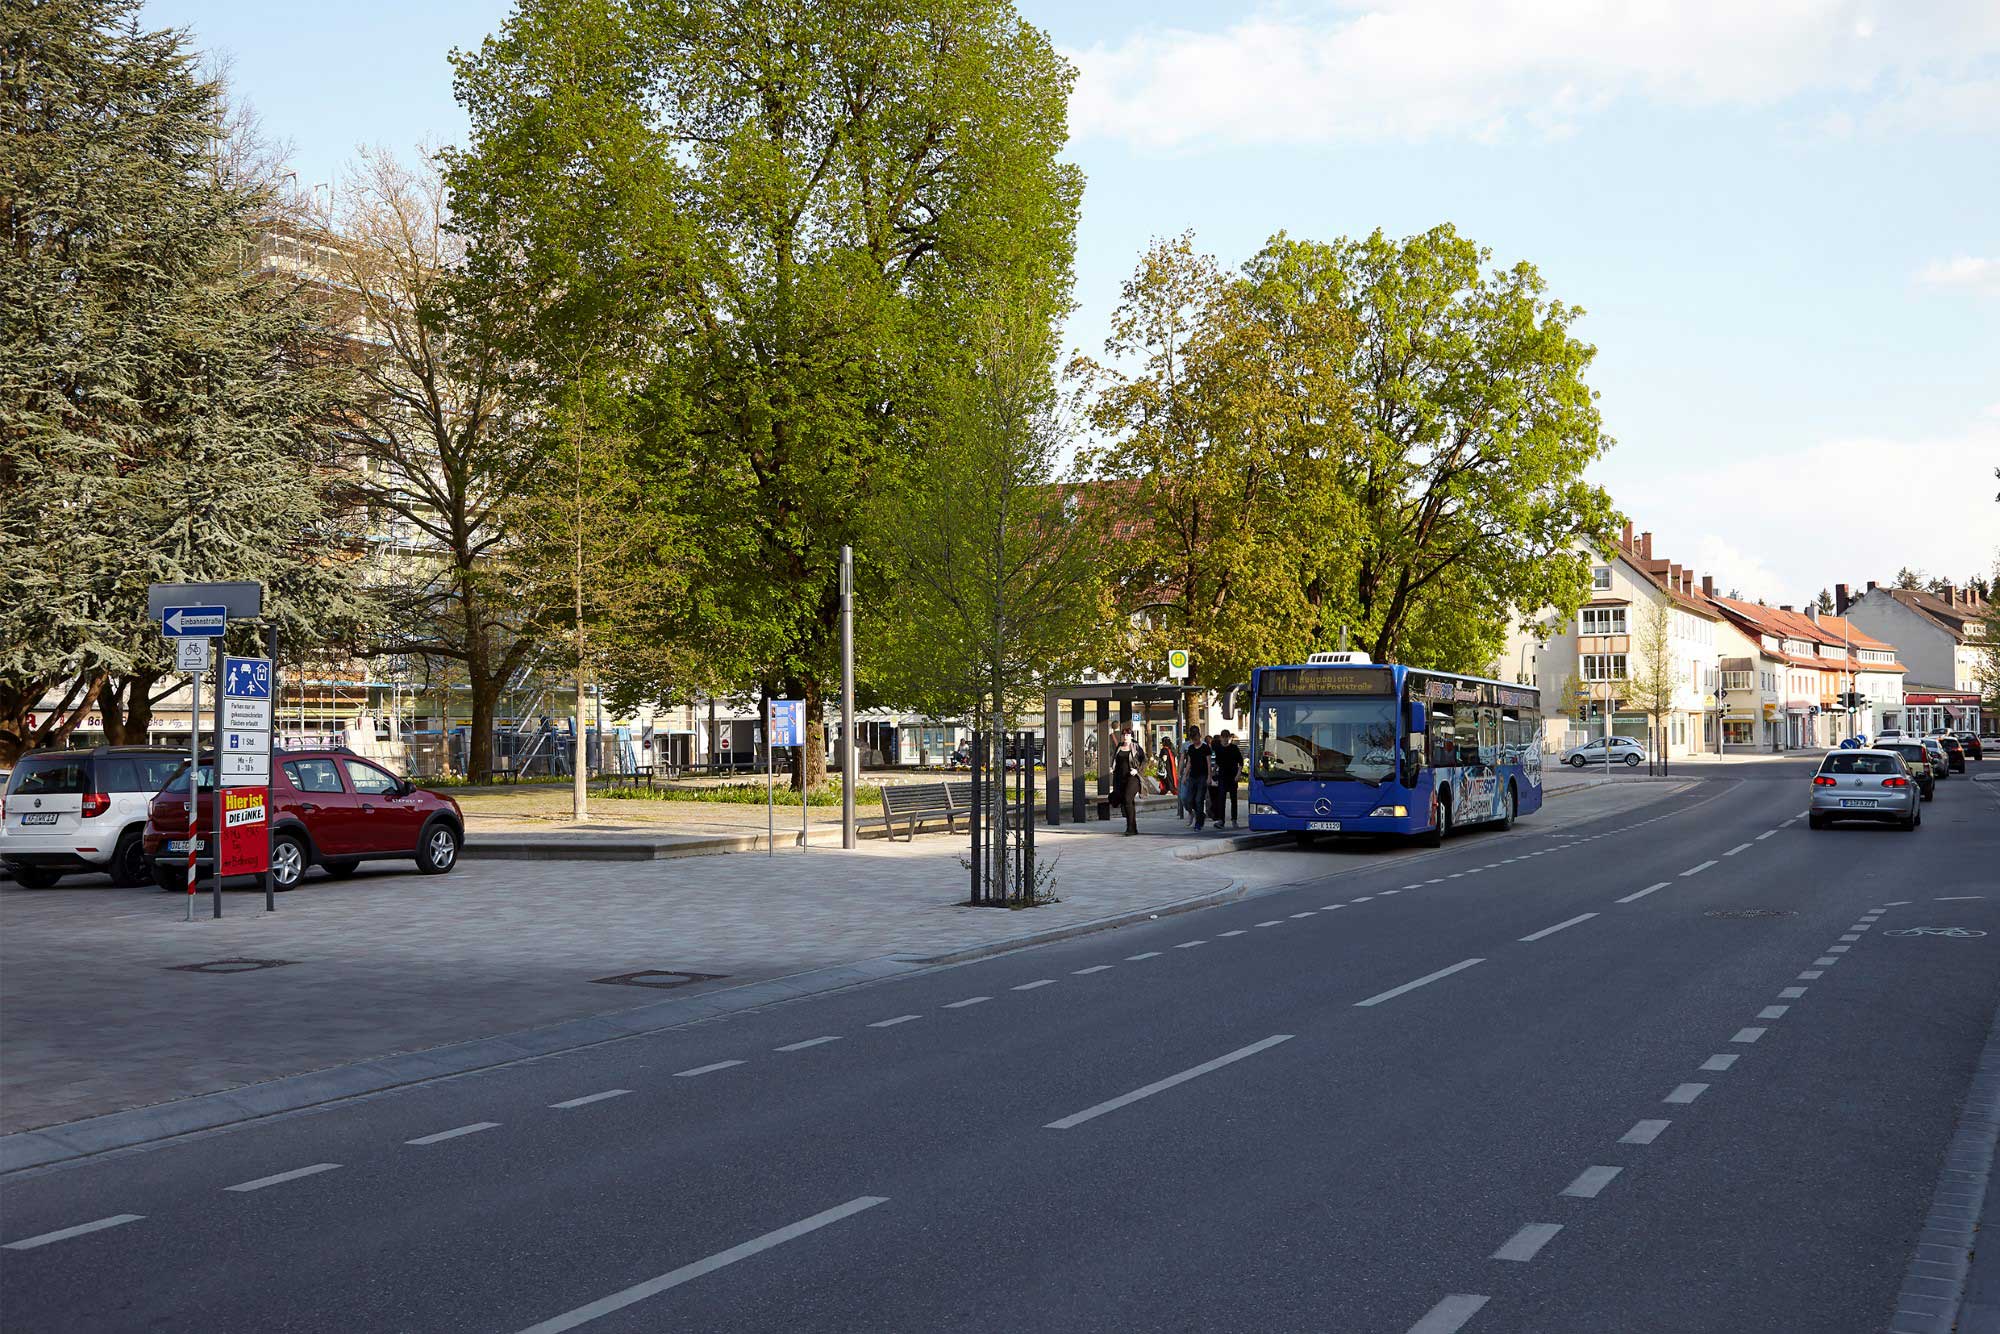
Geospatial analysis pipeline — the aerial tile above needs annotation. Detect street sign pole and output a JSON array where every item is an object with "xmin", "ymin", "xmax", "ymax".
[
  {"xmin": 212, "ymin": 670, "xmax": 223, "ymax": 919},
  {"xmin": 187, "ymin": 658, "xmax": 201, "ymax": 922},
  {"xmin": 766, "ymin": 702, "xmax": 775, "ymax": 859},
  {"xmin": 840, "ymin": 545, "xmax": 855, "ymax": 850},
  {"xmin": 266, "ymin": 625, "xmax": 279, "ymax": 913}
]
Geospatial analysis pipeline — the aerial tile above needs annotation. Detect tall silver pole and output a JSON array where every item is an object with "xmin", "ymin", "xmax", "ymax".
[
  {"xmin": 840, "ymin": 545, "xmax": 856, "ymax": 849},
  {"xmin": 765, "ymin": 700, "xmax": 775, "ymax": 859}
]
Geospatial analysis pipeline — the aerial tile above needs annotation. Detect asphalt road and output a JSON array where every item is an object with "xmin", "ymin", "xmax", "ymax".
[{"xmin": 3, "ymin": 758, "xmax": 1996, "ymax": 1333}]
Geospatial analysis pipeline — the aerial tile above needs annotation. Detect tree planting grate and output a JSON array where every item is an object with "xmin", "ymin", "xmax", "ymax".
[
  {"xmin": 590, "ymin": 969, "xmax": 728, "ymax": 990},
  {"xmin": 1703, "ymin": 909, "xmax": 1795, "ymax": 920},
  {"xmin": 167, "ymin": 959, "xmax": 299, "ymax": 974}
]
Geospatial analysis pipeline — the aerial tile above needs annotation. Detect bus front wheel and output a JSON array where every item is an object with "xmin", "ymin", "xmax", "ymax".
[{"xmin": 1425, "ymin": 797, "xmax": 1449, "ymax": 848}]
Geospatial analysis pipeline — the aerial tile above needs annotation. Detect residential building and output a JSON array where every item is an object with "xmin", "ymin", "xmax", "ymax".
[
  {"xmin": 1707, "ymin": 598, "xmax": 1906, "ymax": 748},
  {"xmin": 1837, "ymin": 582, "xmax": 1989, "ymax": 735}
]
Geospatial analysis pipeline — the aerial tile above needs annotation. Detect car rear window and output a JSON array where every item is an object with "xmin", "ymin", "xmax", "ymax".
[
  {"xmin": 97, "ymin": 755, "xmax": 190, "ymax": 793},
  {"xmin": 1820, "ymin": 753, "xmax": 1899, "ymax": 775},
  {"xmin": 1885, "ymin": 745, "xmax": 1927, "ymax": 763},
  {"xmin": 8, "ymin": 755, "xmax": 89, "ymax": 795}
]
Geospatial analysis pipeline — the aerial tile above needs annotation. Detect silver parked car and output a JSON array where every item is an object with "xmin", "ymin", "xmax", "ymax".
[
  {"xmin": 1562, "ymin": 736, "xmax": 1646, "ymax": 767},
  {"xmin": 1808, "ymin": 749, "xmax": 1921, "ymax": 831}
]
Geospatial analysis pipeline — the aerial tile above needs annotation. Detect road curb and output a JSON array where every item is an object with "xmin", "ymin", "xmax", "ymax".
[
  {"xmin": 1887, "ymin": 988, "xmax": 2000, "ymax": 1334},
  {"xmin": 904, "ymin": 879, "xmax": 1248, "ymax": 967}
]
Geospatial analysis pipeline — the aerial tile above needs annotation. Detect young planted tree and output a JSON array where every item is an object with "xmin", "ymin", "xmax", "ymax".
[
  {"xmin": 1, "ymin": 0, "xmax": 361, "ymax": 762},
  {"xmin": 320, "ymin": 147, "xmax": 541, "ymax": 782},
  {"xmin": 1627, "ymin": 599, "xmax": 1676, "ymax": 775}
]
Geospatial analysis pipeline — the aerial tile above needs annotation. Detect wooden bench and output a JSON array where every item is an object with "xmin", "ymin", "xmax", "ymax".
[{"xmin": 880, "ymin": 782, "xmax": 960, "ymax": 841}]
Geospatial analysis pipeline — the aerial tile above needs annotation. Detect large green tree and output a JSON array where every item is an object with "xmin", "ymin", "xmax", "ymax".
[
  {"xmin": 0, "ymin": 0, "xmax": 361, "ymax": 763},
  {"xmin": 448, "ymin": 0, "xmax": 1082, "ymax": 784}
]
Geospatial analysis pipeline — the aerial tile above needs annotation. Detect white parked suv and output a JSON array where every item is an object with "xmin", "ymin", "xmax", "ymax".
[
  {"xmin": 1561, "ymin": 736, "xmax": 1647, "ymax": 767},
  {"xmin": 1, "ymin": 747, "xmax": 189, "ymax": 888}
]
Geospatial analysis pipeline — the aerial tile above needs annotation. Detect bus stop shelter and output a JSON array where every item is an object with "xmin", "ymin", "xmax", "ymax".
[{"xmin": 1041, "ymin": 682, "xmax": 1203, "ymax": 825}]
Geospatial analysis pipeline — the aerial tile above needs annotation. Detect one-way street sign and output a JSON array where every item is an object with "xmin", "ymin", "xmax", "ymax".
[{"xmin": 162, "ymin": 606, "xmax": 228, "ymax": 637}]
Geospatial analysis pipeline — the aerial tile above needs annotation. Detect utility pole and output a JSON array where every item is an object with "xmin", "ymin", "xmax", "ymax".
[{"xmin": 839, "ymin": 545, "xmax": 856, "ymax": 849}]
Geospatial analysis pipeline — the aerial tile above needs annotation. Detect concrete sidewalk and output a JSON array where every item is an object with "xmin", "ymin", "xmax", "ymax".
[{"xmin": 0, "ymin": 772, "xmax": 1687, "ymax": 1159}]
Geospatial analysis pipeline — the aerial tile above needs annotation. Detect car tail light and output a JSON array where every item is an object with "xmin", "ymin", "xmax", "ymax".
[
  {"xmin": 1812, "ymin": 775, "xmax": 1836, "ymax": 786},
  {"xmin": 81, "ymin": 792, "xmax": 111, "ymax": 818},
  {"xmin": 1881, "ymin": 776, "xmax": 1908, "ymax": 788}
]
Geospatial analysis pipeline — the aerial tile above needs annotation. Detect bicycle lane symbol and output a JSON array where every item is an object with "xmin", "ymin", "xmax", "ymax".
[{"xmin": 1884, "ymin": 927, "xmax": 1988, "ymax": 938}]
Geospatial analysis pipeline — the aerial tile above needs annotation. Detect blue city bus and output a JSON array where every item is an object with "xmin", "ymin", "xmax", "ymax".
[{"xmin": 1243, "ymin": 654, "xmax": 1544, "ymax": 844}]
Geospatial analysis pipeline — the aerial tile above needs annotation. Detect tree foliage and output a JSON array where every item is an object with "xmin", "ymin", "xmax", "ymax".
[{"xmin": 0, "ymin": 0, "xmax": 362, "ymax": 762}]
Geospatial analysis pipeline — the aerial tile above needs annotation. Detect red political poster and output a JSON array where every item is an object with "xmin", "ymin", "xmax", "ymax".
[{"xmin": 219, "ymin": 786, "xmax": 269, "ymax": 877}]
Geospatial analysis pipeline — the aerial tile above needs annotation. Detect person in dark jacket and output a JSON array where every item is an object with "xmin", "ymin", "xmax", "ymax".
[
  {"xmin": 1182, "ymin": 729, "xmax": 1212, "ymax": 830},
  {"xmin": 1210, "ymin": 729, "xmax": 1244, "ymax": 828},
  {"xmin": 1111, "ymin": 726, "xmax": 1148, "ymax": 835}
]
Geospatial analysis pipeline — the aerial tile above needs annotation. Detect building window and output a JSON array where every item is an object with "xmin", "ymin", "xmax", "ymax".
[
  {"xmin": 1582, "ymin": 654, "xmax": 1628, "ymax": 682},
  {"xmin": 1591, "ymin": 567, "xmax": 1613, "ymax": 592},
  {"xmin": 1580, "ymin": 607, "xmax": 1627, "ymax": 636},
  {"xmin": 1722, "ymin": 671, "xmax": 1753, "ymax": 692}
]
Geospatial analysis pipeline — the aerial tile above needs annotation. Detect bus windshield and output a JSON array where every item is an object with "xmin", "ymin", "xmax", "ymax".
[{"xmin": 1257, "ymin": 696, "xmax": 1400, "ymax": 786}]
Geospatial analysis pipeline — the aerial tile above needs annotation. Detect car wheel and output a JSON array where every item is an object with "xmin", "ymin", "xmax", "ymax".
[
  {"xmin": 270, "ymin": 833, "xmax": 308, "ymax": 891},
  {"xmin": 322, "ymin": 859, "xmax": 361, "ymax": 879},
  {"xmin": 418, "ymin": 822, "xmax": 460, "ymax": 874},
  {"xmin": 10, "ymin": 866, "xmax": 62, "ymax": 889},
  {"xmin": 111, "ymin": 830, "xmax": 149, "ymax": 887},
  {"xmin": 1567, "ymin": 755, "xmax": 1585, "ymax": 768},
  {"xmin": 1624, "ymin": 753, "xmax": 1641, "ymax": 767},
  {"xmin": 154, "ymin": 862, "xmax": 185, "ymax": 893}
]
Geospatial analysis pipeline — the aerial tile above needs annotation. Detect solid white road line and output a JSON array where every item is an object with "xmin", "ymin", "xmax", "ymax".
[
  {"xmin": 407, "ymin": 1122, "xmax": 500, "ymax": 1146},
  {"xmin": 1492, "ymin": 1223, "xmax": 1562, "ymax": 1262},
  {"xmin": 1620, "ymin": 1120, "xmax": 1670, "ymax": 1145},
  {"xmin": 868, "ymin": 1015, "xmax": 921, "ymax": 1028},
  {"xmin": 776, "ymin": 1036, "xmax": 841, "ymax": 1052},
  {"xmin": 1701, "ymin": 1054, "xmax": 1739, "ymax": 1072},
  {"xmin": 1127, "ymin": 952, "xmax": 1162, "ymax": 960},
  {"xmin": 1616, "ymin": 882, "xmax": 1671, "ymax": 904},
  {"xmin": 1354, "ymin": 958, "xmax": 1485, "ymax": 1008},
  {"xmin": 1759, "ymin": 1005, "xmax": 1790, "ymax": 1019},
  {"xmin": 225, "ymin": 1163, "xmax": 341, "ymax": 1192},
  {"xmin": 944, "ymin": 996, "xmax": 991, "ymax": 1009},
  {"xmin": 1731, "ymin": 1027, "xmax": 1766, "ymax": 1043},
  {"xmin": 4, "ymin": 1215, "xmax": 144, "ymax": 1251},
  {"xmin": 676, "ymin": 1060, "xmax": 747, "ymax": 1076},
  {"xmin": 1778, "ymin": 986, "xmax": 1807, "ymax": 999},
  {"xmin": 1664, "ymin": 1083, "xmax": 1709, "ymax": 1104},
  {"xmin": 1520, "ymin": 913, "xmax": 1597, "ymax": 942},
  {"xmin": 1045, "ymin": 1035, "xmax": 1294, "ymax": 1131},
  {"xmin": 512, "ymin": 1196, "xmax": 889, "ymax": 1334},
  {"xmin": 551, "ymin": 1090, "xmax": 632, "ymax": 1110},
  {"xmin": 1073, "ymin": 965, "xmax": 1114, "ymax": 974},
  {"xmin": 1680, "ymin": 860, "xmax": 1717, "ymax": 877},
  {"xmin": 1724, "ymin": 842, "xmax": 1753, "ymax": 856},
  {"xmin": 1560, "ymin": 1166, "xmax": 1622, "ymax": 1199},
  {"xmin": 1012, "ymin": 980, "xmax": 1057, "ymax": 991},
  {"xmin": 1407, "ymin": 1293, "xmax": 1491, "ymax": 1334}
]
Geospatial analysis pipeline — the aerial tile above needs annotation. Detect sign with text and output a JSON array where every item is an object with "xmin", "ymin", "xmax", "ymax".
[
  {"xmin": 161, "ymin": 605, "xmax": 228, "ymax": 637},
  {"xmin": 219, "ymin": 787, "xmax": 269, "ymax": 877},
  {"xmin": 768, "ymin": 699, "xmax": 805, "ymax": 749},
  {"xmin": 220, "ymin": 656, "xmax": 273, "ymax": 787}
]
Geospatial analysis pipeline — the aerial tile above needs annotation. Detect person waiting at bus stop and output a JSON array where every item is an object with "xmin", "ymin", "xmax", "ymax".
[
  {"xmin": 1181, "ymin": 728, "xmax": 1211, "ymax": 830},
  {"xmin": 1111, "ymin": 726, "xmax": 1147, "ymax": 835},
  {"xmin": 1210, "ymin": 729, "xmax": 1244, "ymax": 828}
]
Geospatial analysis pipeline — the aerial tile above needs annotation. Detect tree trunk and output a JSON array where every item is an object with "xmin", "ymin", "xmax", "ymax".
[
  {"xmin": 792, "ymin": 679, "xmax": 827, "ymax": 791},
  {"xmin": 468, "ymin": 674, "xmax": 497, "ymax": 784}
]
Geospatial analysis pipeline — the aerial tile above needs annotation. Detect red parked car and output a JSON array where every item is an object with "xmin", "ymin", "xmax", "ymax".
[{"xmin": 145, "ymin": 750, "xmax": 465, "ymax": 891}]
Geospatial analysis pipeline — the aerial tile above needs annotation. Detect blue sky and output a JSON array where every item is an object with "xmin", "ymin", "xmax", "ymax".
[{"xmin": 151, "ymin": 0, "xmax": 1999, "ymax": 601}]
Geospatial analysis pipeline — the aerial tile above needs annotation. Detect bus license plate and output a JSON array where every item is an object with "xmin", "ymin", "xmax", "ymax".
[
  {"xmin": 19, "ymin": 813, "xmax": 58, "ymax": 826},
  {"xmin": 1307, "ymin": 820, "xmax": 1341, "ymax": 831}
]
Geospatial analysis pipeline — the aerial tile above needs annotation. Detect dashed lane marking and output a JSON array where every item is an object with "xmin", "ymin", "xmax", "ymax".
[
  {"xmin": 1724, "ymin": 842, "xmax": 1753, "ymax": 856},
  {"xmin": 944, "ymin": 996, "xmax": 991, "ymax": 1009},
  {"xmin": 1621, "ymin": 1120, "xmax": 1670, "ymax": 1145},
  {"xmin": 1827, "ymin": 945, "xmax": 1850, "ymax": 954},
  {"xmin": 1492, "ymin": 1223, "xmax": 1563, "ymax": 1262},
  {"xmin": 1290, "ymin": 911, "xmax": 1317, "ymax": 918},
  {"xmin": 868, "ymin": 1015, "xmax": 921, "ymax": 1028},
  {"xmin": 1407, "ymin": 1294, "xmax": 1490, "ymax": 1334},
  {"xmin": 1778, "ymin": 986, "xmax": 1807, "ymax": 999},
  {"xmin": 676, "ymin": 1061, "xmax": 747, "ymax": 1076},
  {"xmin": 1560, "ymin": 1166, "xmax": 1622, "ymax": 1199},
  {"xmin": 3, "ymin": 1215, "xmax": 144, "ymax": 1251},
  {"xmin": 1355, "ymin": 958, "xmax": 1485, "ymax": 1008},
  {"xmin": 1219, "ymin": 930, "xmax": 1247, "ymax": 938},
  {"xmin": 1045, "ymin": 1035, "xmax": 1295, "ymax": 1131},
  {"xmin": 776, "ymin": 1036, "xmax": 841, "ymax": 1052},
  {"xmin": 407, "ymin": 1122, "xmax": 501, "ymax": 1145},
  {"xmin": 550, "ymin": 1090, "xmax": 630, "ymax": 1110},
  {"xmin": 1073, "ymin": 965, "xmax": 1114, "ymax": 974},
  {"xmin": 1731, "ymin": 1027, "xmax": 1766, "ymax": 1043},
  {"xmin": 1799, "ymin": 970, "xmax": 1823, "ymax": 980},
  {"xmin": 1174, "ymin": 941, "xmax": 1206, "ymax": 949},
  {"xmin": 225, "ymin": 1163, "xmax": 341, "ymax": 1192},
  {"xmin": 1255, "ymin": 921, "xmax": 1284, "ymax": 928},
  {"xmin": 1012, "ymin": 980, "xmax": 1057, "ymax": 991},
  {"xmin": 1681, "ymin": 860, "xmax": 1717, "ymax": 877},
  {"xmin": 1700, "ymin": 1054, "xmax": 1738, "ymax": 1072},
  {"xmin": 1755, "ymin": 830, "xmax": 1778, "ymax": 840},
  {"xmin": 1127, "ymin": 952, "xmax": 1162, "ymax": 960},
  {"xmin": 1664, "ymin": 1083, "xmax": 1709, "ymax": 1104},
  {"xmin": 1814, "ymin": 957, "xmax": 1839, "ymax": 966},
  {"xmin": 1616, "ymin": 882, "xmax": 1671, "ymax": 904},
  {"xmin": 1520, "ymin": 913, "xmax": 1597, "ymax": 943},
  {"xmin": 1758, "ymin": 1005, "xmax": 1790, "ymax": 1019}
]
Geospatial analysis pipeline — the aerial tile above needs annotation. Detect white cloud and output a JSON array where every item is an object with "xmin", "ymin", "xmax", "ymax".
[
  {"xmin": 1596, "ymin": 413, "xmax": 2000, "ymax": 606},
  {"xmin": 1916, "ymin": 255, "xmax": 2000, "ymax": 295},
  {"xmin": 1067, "ymin": 1, "xmax": 2000, "ymax": 150}
]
